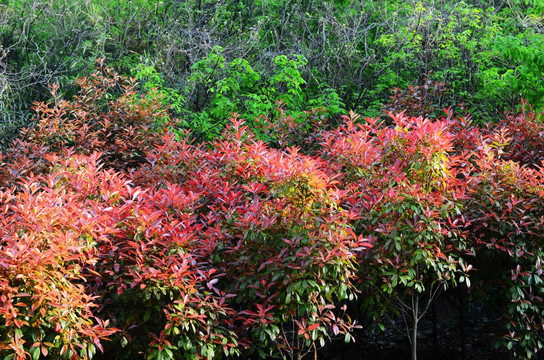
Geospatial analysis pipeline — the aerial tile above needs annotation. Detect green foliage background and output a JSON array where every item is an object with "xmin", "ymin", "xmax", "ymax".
[
  {"xmin": 1, "ymin": 0, "xmax": 543, "ymax": 145},
  {"xmin": 2, "ymin": 1, "xmax": 544, "ymax": 358}
]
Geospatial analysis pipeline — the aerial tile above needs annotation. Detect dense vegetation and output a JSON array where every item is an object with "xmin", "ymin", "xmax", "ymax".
[
  {"xmin": 1, "ymin": 1, "xmax": 544, "ymax": 359},
  {"xmin": 1, "ymin": 0, "xmax": 544, "ymax": 145}
]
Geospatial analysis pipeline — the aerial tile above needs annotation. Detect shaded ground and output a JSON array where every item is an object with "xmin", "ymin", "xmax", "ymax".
[{"xmin": 318, "ymin": 297, "xmax": 517, "ymax": 360}]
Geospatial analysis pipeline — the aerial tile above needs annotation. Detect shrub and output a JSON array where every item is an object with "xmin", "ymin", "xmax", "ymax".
[
  {"xmin": 319, "ymin": 111, "xmax": 471, "ymax": 359},
  {"xmin": 134, "ymin": 119, "xmax": 367, "ymax": 359},
  {"xmin": 21, "ymin": 60, "xmax": 170, "ymax": 171},
  {"xmin": 0, "ymin": 149, "xmax": 239, "ymax": 360},
  {"xmin": 461, "ymin": 137, "xmax": 544, "ymax": 359},
  {"xmin": 0, "ymin": 153, "xmax": 117, "ymax": 360},
  {"xmin": 492, "ymin": 100, "xmax": 544, "ymax": 168}
]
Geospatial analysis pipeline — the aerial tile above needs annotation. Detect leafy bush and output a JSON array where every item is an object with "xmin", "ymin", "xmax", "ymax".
[
  {"xmin": 319, "ymin": 111, "xmax": 471, "ymax": 359},
  {"xmin": 0, "ymin": 160, "xmax": 117, "ymax": 359},
  {"xmin": 0, "ymin": 150, "xmax": 239, "ymax": 360},
  {"xmin": 22, "ymin": 60, "xmax": 169, "ymax": 171},
  {"xmin": 0, "ymin": 68, "xmax": 361, "ymax": 360},
  {"xmin": 491, "ymin": 101, "xmax": 544, "ymax": 167},
  {"xmin": 166, "ymin": 48, "xmax": 343, "ymax": 141},
  {"xmin": 5, "ymin": 61, "xmax": 544, "ymax": 359},
  {"xmin": 459, "ymin": 114, "xmax": 544, "ymax": 359},
  {"xmin": 132, "ymin": 118, "xmax": 365, "ymax": 359}
]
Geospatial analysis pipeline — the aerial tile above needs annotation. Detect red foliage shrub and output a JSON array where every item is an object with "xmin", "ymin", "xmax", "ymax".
[
  {"xmin": 459, "ymin": 141, "xmax": 544, "ymax": 358},
  {"xmin": 319, "ymin": 111, "xmax": 470, "ymax": 312},
  {"xmin": 20, "ymin": 60, "xmax": 170, "ymax": 172},
  {"xmin": 0, "ymin": 150, "xmax": 239, "ymax": 360},
  {"xmin": 0, "ymin": 140, "xmax": 52, "ymax": 189},
  {"xmin": 0, "ymin": 153, "xmax": 116, "ymax": 359},
  {"xmin": 4, "ymin": 61, "xmax": 544, "ymax": 359},
  {"xmin": 0, "ymin": 65, "xmax": 242, "ymax": 359},
  {"xmin": 491, "ymin": 100, "xmax": 544, "ymax": 168},
  {"xmin": 132, "ymin": 119, "xmax": 367, "ymax": 358}
]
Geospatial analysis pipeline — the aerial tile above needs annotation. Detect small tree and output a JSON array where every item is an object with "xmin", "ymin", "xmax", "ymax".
[
  {"xmin": 320, "ymin": 111, "xmax": 471, "ymax": 360},
  {"xmin": 462, "ymin": 128, "xmax": 544, "ymax": 359}
]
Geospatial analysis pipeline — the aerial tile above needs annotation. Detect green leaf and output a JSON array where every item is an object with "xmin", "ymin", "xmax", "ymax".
[
  {"xmin": 29, "ymin": 346, "xmax": 40, "ymax": 360},
  {"xmin": 391, "ymin": 274, "xmax": 398, "ymax": 288},
  {"xmin": 120, "ymin": 336, "xmax": 128, "ymax": 348},
  {"xmin": 144, "ymin": 308, "xmax": 152, "ymax": 322}
]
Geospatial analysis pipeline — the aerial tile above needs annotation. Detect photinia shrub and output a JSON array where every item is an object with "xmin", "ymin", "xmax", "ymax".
[
  {"xmin": 0, "ymin": 153, "xmax": 117, "ymax": 360},
  {"xmin": 21, "ymin": 59, "xmax": 171, "ymax": 172},
  {"xmin": 0, "ymin": 149, "xmax": 240, "ymax": 360},
  {"xmin": 5, "ymin": 59, "xmax": 544, "ymax": 359},
  {"xmin": 138, "ymin": 119, "xmax": 368, "ymax": 359},
  {"xmin": 491, "ymin": 100, "xmax": 544, "ymax": 168},
  {"xmin": 319, "ymin": 111, "xmax": 472, "ymax": 358},
  {"xmin": 0, "ymin": 140, "xmax": 52, "ymax": 189},
  {"xmin": 53, "ymin": 152, "xmax": 239, "ymax": 360},
  {"xmin": 461, "ymin": 138, "xmax": 544, "ymax": 359}
]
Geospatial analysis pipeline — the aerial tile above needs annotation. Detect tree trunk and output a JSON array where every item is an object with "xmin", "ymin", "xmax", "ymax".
[
  {"xmin": 458, "ymin": 285, "xmax": 467, "ymax": 360},
  {"xmin": 411, "ymin": 293, "xmax": 419, "ymax": 360},
  {"xmin": 432, "ymin": 300, "xmax": 438, "ymax": 353}
]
